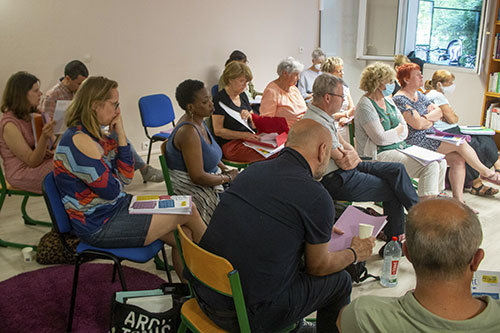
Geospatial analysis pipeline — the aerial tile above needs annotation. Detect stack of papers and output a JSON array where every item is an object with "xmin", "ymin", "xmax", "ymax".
[
  {"xmin": 459, "ymin": 126, "xmax": 496, "ymax": 136},
  {"xmin": 397, "ymin": 145, "xmax": 445, "ymax": 166},
  {"xmin": 242, "ymin": 141, "xmax": 284, "ymax": 158},
  {"xmin": 328, "ymin": 206, "xmax": 387, "ymax": 252},
  {"xmin": 129, "ymin": 195, "xmax": 192, "ymax": 215},
  {"xmin": 471, "ymin": 270, "xmax": 500, "ymax": 299},
  {"xmin": 426, "ymin": 133, "xmax": 466, "ymax": 146}
]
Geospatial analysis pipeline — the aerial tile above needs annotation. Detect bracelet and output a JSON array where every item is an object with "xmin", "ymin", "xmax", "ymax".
[
  {"xmin": 219, "ymin": 174, "xmax": 224, "ymax": 185},
  {"xmin": 226, "ymin": 173, "xmax": 232, "ymax": 184},
  {"xmin": 347, "ymin": 247, "xmax": 358, "ymax": 265}
]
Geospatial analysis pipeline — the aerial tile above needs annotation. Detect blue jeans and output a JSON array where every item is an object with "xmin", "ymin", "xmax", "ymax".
[
  {"xmin": 108, "ymin": 131, "xmax": 146, "ymax": 171},
  {"xmin": 321, "ymin": 161, "xmax": 419, "ymax": 238}
]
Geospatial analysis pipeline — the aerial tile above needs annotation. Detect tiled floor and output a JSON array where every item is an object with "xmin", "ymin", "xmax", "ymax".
[{"xmin": 1, "ymin": 153, "xmax": 499, "ymax": 303}]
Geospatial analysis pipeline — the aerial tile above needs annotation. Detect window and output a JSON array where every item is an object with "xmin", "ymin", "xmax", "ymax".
[{"xmin": 356, "ymin": 0, "xmax": 490, "ymax": 72}]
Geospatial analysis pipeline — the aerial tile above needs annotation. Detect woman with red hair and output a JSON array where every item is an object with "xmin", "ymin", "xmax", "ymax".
[{"xmin": 393, "ymin": 63, "xmax": 500, "ymax": 203}]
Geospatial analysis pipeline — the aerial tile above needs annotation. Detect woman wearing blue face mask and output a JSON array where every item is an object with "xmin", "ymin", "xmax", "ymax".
[
  {"xmin": 355, "ymin": 62, "xmax": 447, "ymax": 199},
  {"xmin": 393, "ymin": 63, "xmax": 500, "ymax": 205},
  {"xmin": 426, "ymin": 70, "xmax": 500, "ymax": 197}
]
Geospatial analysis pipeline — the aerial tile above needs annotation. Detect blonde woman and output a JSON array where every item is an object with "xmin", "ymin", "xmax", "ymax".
[
  {"xmin": 54, "ymin": 76, "xmax": 206, "ymax": 276},
  {"xmin": 355, "ymin": 63, "xmax": 446, "ymax": 199},
  {"xmin": 321, "ymin": 56, "xmax": 355, "ymax": 125},
  {"xmin": 212, "ymin": 61, "xmax": 265, "ymax": 163},
  {"xmin": 426, "ymin": 70, "xmax": 500, "ymax": 196}
]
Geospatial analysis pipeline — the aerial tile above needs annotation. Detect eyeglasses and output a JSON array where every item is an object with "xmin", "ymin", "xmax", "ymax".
[
  {"xmin": 108, "ymin": 101, "xmax": 120, "ymax": 110},
  {"xmin": 327, "ymin": 92, "xmax": 345, "ymax": 99}
]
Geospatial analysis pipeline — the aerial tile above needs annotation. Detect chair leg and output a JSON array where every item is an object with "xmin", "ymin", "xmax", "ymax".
[
  {"xmin": 0, "ymin": 192, "xmax": 6, "ymax": 211},
  {"xmin": 110, "ymin": 258, "xmax": 128, "ymax": 290},
  {"xmin": 112, "ymin": 262, "xmax": 117, "ymax": 283},
  {"xmin": 177, "ymin": 321, "xmax": 188, "ymax": 333},
  {"xmin": 21, "ymin": 195, "xmax": 52, "ymax": 227},
  {"xmin": 160, "ymin": 246, "xmax": 172, "ymax": 283},
  {"xmin": 68, "ymin": 258, "xmax": 82, "ymax": 332},
  {"xmin": 146, "ymin": 139, "xmax": 153, "ymax": 166}
]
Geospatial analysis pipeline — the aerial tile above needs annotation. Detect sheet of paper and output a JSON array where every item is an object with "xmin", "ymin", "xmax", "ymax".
[
  {"xmin": 397, "ymin": 145, "xmax": 445, "ymax": 166},
  {"xmin": 328, "ymin": 206, "xmax": 387, "ymax": 252},
  {"xmin": 219, "ymin": 102, "xmax": 255, "ymax": 133},
  {"xmin": 53, "ymin": 100, "xmax": 70, "ymax": 135},
  {"xmin": 242, "ymin": 142, "xmax": 284, "ymax": 158}
]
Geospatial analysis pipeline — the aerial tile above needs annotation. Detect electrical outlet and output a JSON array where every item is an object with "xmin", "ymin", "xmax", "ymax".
[{"xmin": 141, "ymin": 141, "xmax": 150, "ymax": 151}]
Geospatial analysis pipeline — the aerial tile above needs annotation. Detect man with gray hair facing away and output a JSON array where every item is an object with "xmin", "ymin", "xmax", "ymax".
[
  {"xmin": 298, "ymin": 47, "xmax": 326, "ymax": 101},
  {"xmin": 339, "ymin": 198, "xmax": 500, "ymax": 332},
  {"xmin": 303, "ymin": 73, "xmax": 419, "ymax": 254}
]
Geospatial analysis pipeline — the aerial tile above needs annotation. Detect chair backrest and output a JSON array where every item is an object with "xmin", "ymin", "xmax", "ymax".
[
  {"xmin": 174, "ymin": 225, "xmax": 250, "ymax": 331},
  {"xmin": 138, "ymin": 94, "xmax": 175, "ymax": 128},
  {"xmin": 211, "ymin": 84, "xmax": 219, "ymax": 100},
  {"xmin": 42, "ymin": 172, "xmax": 72, "ymax": 234},
  {"xmin": 0, "ymin": 163, "xmax": 7, "ymax": 192},
  {"xmin": 159, "ymin": 141, "xmax": 175, "ymax": 195}
]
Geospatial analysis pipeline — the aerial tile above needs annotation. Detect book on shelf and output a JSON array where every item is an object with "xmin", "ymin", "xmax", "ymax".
[
  {"xmin": 128, "ymin": 195, "xmax": 192, "ymax": 215},
  {"xmin": 471, "ymin": 270, "xmax": 500, "ymax": 299}
]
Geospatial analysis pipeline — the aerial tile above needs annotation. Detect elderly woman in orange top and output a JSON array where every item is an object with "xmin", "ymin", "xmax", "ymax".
[{"xmin": 260, "ymin": 57, "xmax": 307, "ymax": 127}]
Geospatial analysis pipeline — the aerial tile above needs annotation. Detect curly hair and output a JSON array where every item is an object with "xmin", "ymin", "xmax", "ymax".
[
  {"xmin": 321, "ymin": 56, "xmax": 343, "ymax": 74},
  {"xmin": 175, "ymin": 79, "xmax": 205, "ymax": 111},
  {"xmin": 359, "ymin": 62, "xmax": 396, "ymax": 94}
]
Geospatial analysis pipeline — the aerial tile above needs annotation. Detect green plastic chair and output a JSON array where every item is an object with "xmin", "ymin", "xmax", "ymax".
[
  {"xmin": 159, "ymin": 141, "xmax": 174, "ymax": 195},
  {"xmin": 0, "ymin": 164, "xmax": 51, "ymax": 249}
]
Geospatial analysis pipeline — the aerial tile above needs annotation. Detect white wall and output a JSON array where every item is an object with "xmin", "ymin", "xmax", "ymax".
[
  {"xmin": 0, "ymin": 0, "xmax": 319, "ymax": 153},
  {"xmin": 321, "ymin": 0, "xmax": 491, "ymax": 126}
]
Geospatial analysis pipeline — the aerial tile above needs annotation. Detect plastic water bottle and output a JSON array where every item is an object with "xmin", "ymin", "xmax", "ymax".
[{"xmin": 380, "ymin": 236, "xmax": 402, "ymax": 288}]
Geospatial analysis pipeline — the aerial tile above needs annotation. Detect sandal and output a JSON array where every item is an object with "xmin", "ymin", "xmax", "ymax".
[
  {"xmin": 481, "ymin": 172, "xmax": 500, "ymax": 186},
  {"xmin": 470, "ymin": 184, "xmax": 499, "ymax": 197}
]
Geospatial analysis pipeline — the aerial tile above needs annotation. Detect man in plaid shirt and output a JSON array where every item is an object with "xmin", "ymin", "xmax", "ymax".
[{"xmin": 40, "ymin": 60, "xmax": 164, "ymax": 183}]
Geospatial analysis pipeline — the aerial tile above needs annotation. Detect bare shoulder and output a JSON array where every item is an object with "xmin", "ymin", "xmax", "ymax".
[{"xmin": 72, "ymin": 132, "xmax": 102, "ymax": 159}]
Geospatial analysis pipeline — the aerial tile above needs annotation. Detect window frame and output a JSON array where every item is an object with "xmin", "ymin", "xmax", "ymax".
[{"xmin": 356, "ymin": 0, "xmax": 491, "ymax": 74}]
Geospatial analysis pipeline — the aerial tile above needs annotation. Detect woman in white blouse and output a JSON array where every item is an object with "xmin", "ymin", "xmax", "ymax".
[
  {"xmin": 426, "ymin": 70, "xmax": 500, "ymax": 196},
  {"xmin": 355, "ymin": 62, "xmax": 447, "ymax": 199}
]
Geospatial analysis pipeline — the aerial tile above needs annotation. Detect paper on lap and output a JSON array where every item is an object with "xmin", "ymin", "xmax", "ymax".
[
  {"xmin": 328, "ymin": 206, "xmax": 387, "ymax": 252},
  {"xmin": 219, "ymin": 102, "xmax": 255, "ymax": 134}
]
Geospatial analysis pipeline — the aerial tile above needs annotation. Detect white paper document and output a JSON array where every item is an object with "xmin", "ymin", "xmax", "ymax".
[
  {"xmin": 397, "ymin": 145, "xmax": 445, "ymax": 166},
  {"xmin": 219, "ymin": 102, "xmax": 255, "ymax": 133},
  {"xmin": 53, "ymin": 100, "xmax": 71, "ymax": 135}
]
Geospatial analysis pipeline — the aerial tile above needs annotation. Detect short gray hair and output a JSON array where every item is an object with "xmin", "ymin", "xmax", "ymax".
[
  {"xmin": 312, "ymin": 48, "xmax": 326, "ymax": 61},
  {"xmin": 406, "ymin": 198, "xmax": 482, "ymax": 279},
  {"xmin": 277, "ymin": 57, "xmax": 304, "ymax": 76},
  {"xmin": 312, "ymin": 73, "xmax": 344, "ymax": 103}
]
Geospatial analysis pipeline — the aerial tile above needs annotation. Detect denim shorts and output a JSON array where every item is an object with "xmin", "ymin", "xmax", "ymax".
[{"xmin": 81, "ymin": 194, "xmax": 152, "ymax": 248}]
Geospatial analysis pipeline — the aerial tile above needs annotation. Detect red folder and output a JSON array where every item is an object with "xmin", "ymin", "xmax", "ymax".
[{"xmin": 251, "ymin": 114, "xmax": 289, "ymax": 134}]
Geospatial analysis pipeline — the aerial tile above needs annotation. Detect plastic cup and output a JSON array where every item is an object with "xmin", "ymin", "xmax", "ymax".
[
  {"xmin": 22, "ymin": 247, "xmax": 34, "ymax": 263},
  {"xmin": 359, "ymin": 223, "xmax": 374, "ymax": 239}
]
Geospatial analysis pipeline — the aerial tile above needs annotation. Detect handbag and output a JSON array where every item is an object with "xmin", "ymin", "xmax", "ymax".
[
  {"xmin": 36, "ymin": 228, "xmax": 79, "ymax": 265},
  {"xmin": 110, "ymin": 282, "xmax": 190, "ymax": 333}
]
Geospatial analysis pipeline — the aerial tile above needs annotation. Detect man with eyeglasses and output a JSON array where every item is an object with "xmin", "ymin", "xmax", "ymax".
[
  {"xmin": 40, "ymin": 60, "xmax": 164, "ymax": 183},
  {"xmin": 303, "ymin": 73, "xmax": 418, "ymax": 255}
]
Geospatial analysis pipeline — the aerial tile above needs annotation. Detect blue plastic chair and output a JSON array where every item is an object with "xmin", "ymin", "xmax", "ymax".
[
  {"xmin": 211, "ymin": 84, "xmax": 219, "ymax": 100},
  {"xmin": 138, "ymin": 94, "xmax": 176, "ymax": 167},
  {"xmin": 42, "ymin": 172, "xmax": 172, "ymax": 332}
]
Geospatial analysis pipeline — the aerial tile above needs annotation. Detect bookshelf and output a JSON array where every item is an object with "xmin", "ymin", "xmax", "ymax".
[{"xmin": 482, "ymin": 0, "xmax": 500, "ymax": 150}]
